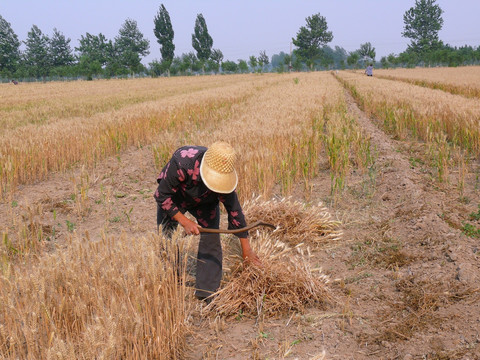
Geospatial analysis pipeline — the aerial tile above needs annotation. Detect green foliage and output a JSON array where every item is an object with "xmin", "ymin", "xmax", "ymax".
[
  {"xmin": 271, "ymin": 51, "xmax": 289, "ymax": 68},
  {"xmin": 248, "ymin": 55, "xmax": 257, "ymax": 71},
  {"xmin": 320, "ymin": 45, "xmax": 345, "ymax": 69},
  {"xmin": 358, "ymin": 42, "xmax": 376, "ymax": 61},
  {"xmin": 23, "ymin": 25, "xmax": 50, "ymax": 78},
  {"xmin": 469, "ymin": 204, "xmax": 480, "ymax": 221},
  {"xmin": 205, "ymin": 59, "xmax": 219, "ymax": 74},
  {"xmin": 66, "ymin": 220, "xmax": 75, "ymax": 233},
  {"xmin": 257, "ymin": 50, "xmax": 269, "ymax": 72},
  {"xmin": 210, "ymin": 48, "xmax": 223, "ymax": 64},
  {"xmin": 347, "ymin": 52, "xmax": 360, "ymax": 68},
  {"xmin": 0, "ymin": 15, "xmax": 21, "ymax": 73},
  {"xmin": 148, "ymin": 59, "xmax": 170, "ymax": 77},
  {"xmin": 387, "ymin": 53, "xmax": 398, "ymax": 66},
  {"xmin": 115, "ymin": 18, "xmax": 150, "ymax": 74},
  {"xmin": 208, "ymin": 48, "xmax": 223, "ymax": 73},
  {"xmin": 221, "ymin": 60, "xmax": 238, "ymax": 73},
  {"xmin": 380, "ymin": 56, "xmax": 389, "ymax": 68},
  {"xmin": 292, "ymin": 13, "xmax": 333, "ymax": 69},
  {"xmin": 76, "ymin": 33, "xmax": 112, "ymax": 65},
  {"xmin": 154, "ymin": 4, "xmax": 175, "ymax": 66},
  {"xmin": 192, "ymin": 13, "xmax": 213, "ymax": 62},
  {"xmin": 238, "ymin": 59, "xmax": 248, "ymax": 73},
  {"xmin": 49, "ymin": 28, "xmax": 75, "ymax": 67},
  {"xmin": 460, "ymin": 203, "xmax": 480, "ymax": 238},
  {"xmin": 272, "ymin": 46, "xmax": 347, "ymax": 71},
  {"xmin": 461, "ymin": 223, "xmax": 480, "ymax": 238},
  {"xmin": 402, "ymin": 0, "xmax": 444, "ymax": 56},
  {"xmin": 76, "ymin": 32, "xmax": 114, "ymax": 77},
  {"xmin": 179, "ymin": 52, "xmax": 200, "ymax": 74}
]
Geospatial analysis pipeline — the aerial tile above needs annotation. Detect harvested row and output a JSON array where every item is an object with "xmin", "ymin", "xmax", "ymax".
[
  {"xmin": 0, "ymin": 75, "xmax": 259, "ymax": 130},
  {"xmin": 0, "ymin": 75, "xmax": 275, "ymax": 197},
  {"xmin": 373, "ymin": 66, "xmax": 480, "ymax": 99},
  {"xmin": 336, "ymin": 71, "xmax": 480, "ymax": 183},
  {"xmin": 149, "ymin": 72, "xmax": 374, "ymax": 200}
]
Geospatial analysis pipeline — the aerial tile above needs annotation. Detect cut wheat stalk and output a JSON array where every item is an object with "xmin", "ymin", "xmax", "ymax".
[
  {"xmin": 243, "ymin": 196, "xmax": 343, "ymax": 247},
  {"xmin": 206, "ymin": 232, "xmax": 331, "ymax": 318}
]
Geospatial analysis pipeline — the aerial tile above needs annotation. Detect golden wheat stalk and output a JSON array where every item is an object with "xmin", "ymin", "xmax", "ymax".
[
  {"xmin": 206, "ymin": 232, "xmax": 331, "ymax": 318},
  {"xmin": 243, "ymin": 196, "xmax": 343, "ymax": 247}
]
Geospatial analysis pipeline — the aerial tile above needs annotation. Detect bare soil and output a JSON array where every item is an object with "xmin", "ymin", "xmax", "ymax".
[{"xmin": 2, "ymin": 89, "xmax": 479, "ymax": 359}]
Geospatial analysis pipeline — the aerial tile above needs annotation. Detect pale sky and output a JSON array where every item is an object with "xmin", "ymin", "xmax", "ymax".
[{"xmin": 1, "ymin": 0, "xmax": 479, "ymax": 64}]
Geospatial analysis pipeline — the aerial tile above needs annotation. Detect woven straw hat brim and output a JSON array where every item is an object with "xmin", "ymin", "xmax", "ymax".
[{"xmin": 200, "ymin": 159, "xmax": 238, "ymax": 194}]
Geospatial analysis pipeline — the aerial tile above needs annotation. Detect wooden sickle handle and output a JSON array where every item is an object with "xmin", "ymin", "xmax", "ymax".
[{"xmin": 198, "ymin": 221, "xmax": 276, "ymax": 234}]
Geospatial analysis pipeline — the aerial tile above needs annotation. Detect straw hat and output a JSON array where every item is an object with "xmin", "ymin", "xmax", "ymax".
[{"xmin": 200, "ymin": 141, "xmax": 238, "ymax": 194}]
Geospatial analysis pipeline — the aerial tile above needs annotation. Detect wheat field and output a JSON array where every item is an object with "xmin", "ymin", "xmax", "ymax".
[
  {"xmin": 374, "ymin": 66, "xmax": 480, "ymax": 98},
  {"xmin": 1, "ymin": 69, "xmax": 480, "ymax": 359}
]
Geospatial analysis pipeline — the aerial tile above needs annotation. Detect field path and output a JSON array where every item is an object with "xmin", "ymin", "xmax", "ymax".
[{"xmin": 315, "ymin": 88, "xmax": 480, "ymax": 358}]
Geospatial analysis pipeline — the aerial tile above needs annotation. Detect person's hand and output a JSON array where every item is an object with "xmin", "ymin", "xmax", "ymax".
[
  {"xmin": 181, "ymin": 218, "xmax": 200, "ymax": 235},
  {"xmin": 172, "ymin": 212, "xmax": 200, "ymax": 235},
  {"xmin": 242, "ymin": 247, "xmax": 262, "ymax": 267},
  {"xmin": 239, "ymin": 237, "xmax": 261, "ymax": 266}
]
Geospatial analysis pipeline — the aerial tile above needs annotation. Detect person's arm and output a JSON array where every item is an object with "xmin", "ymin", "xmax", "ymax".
[
  {"xmin": 221, "ymin": 191, "xmax": 261, "ymax": 266},
  {"xmin": 239, "ymin": 237, "xmax": 261, "ymax": 266}
]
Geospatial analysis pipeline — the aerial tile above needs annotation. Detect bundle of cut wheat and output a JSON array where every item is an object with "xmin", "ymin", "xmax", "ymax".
[
  {"xmin": 206, "ymin": 232, "xmax": 330, "ymax": 318},
  {"xmin": 243, "ymin": 196, "xmax": 342, "ymax": 247}
]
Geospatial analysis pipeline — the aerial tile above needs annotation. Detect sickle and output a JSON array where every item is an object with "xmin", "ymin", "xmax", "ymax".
[{"xmin": 198, "ymin": 221, "xmax": 276, "ymax": 234}]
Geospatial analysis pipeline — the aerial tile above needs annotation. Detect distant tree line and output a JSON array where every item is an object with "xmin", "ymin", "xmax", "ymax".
[
  {"xmin": 1, "ymin": 0, "xmax": 480, "ymax": 82},
  {"xmin": 288, "ymin": 0, "xmax": 480, "ymax": 71},
  {"xmin": 0, "ymin": 15, "xmax": 150, "ymax": 81}
]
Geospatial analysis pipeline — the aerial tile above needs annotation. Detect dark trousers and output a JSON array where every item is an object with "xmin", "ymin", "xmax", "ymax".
[{"xmin": 157, "ymin": 203, "xmax": 222, "ymax": 299}]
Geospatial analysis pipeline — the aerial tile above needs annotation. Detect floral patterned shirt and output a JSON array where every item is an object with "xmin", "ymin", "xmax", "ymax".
[{"xmin": 154, "ymin": 146, "xmax": 248, "ymax": 237}]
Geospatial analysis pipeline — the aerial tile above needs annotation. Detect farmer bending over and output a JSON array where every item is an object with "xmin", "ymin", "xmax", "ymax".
[{"xmin": 154, "ymin": 141, "xmax": 260, "ymax": 301}]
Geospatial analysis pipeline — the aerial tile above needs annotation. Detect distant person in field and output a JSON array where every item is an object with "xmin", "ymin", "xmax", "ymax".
[
  {"xmin": 11, "ymin": 80, "xmax": 18, "ymax": 85},
  {"xmin": 365, "ymin": 63, "xmax": 373, "ymax": 76},
  {"xmin": 154, "ymin": 141, "xmax": 261, "ymax": 302}
]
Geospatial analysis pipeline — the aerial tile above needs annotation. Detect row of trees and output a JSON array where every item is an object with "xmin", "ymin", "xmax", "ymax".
[
  {"xmin": 290, "ymin": 0, "xmax": 480, "ymax": 71},
  {"xmin": 0, "ymin": 15, "xmax": 150, "ymax": 80},
  {"xmin": 1, "ymin": 0, "xmax": 480, "ymax": 81},
  {"xmin": 149, "ymin": 5, "xmax": 271, "ymax": 76},
  {"xmin": 0, "ymin": 5, "xmax": 272, "ymax": 80}
]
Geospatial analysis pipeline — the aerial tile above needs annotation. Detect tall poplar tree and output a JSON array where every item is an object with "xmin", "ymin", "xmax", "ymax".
[
  {"xmin": 153, "ymin": 4, "xmax": 175, "ymax": 68},
  {"xmin": 192, "ymin": 13, "xmax": 213, "ymax": 70},
  {"xmin": 0, "ymin": 15, "xmax": 21, "ymax": 74}
]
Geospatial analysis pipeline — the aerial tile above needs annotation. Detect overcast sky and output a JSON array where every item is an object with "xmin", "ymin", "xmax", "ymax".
[{"xmin": 1, "ymin": 0, "xmax": 480, "ymax": 64}]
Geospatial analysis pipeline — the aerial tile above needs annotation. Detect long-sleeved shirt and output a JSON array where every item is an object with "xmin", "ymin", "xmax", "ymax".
[{"xmin": 154, "ymin": 146, "xmax": 248, "ymax": 238}]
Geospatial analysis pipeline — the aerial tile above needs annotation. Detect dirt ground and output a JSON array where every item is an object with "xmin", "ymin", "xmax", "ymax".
[{"xmin": 2, "ymin": 89, "xmax": 479, "ymax": 359}]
